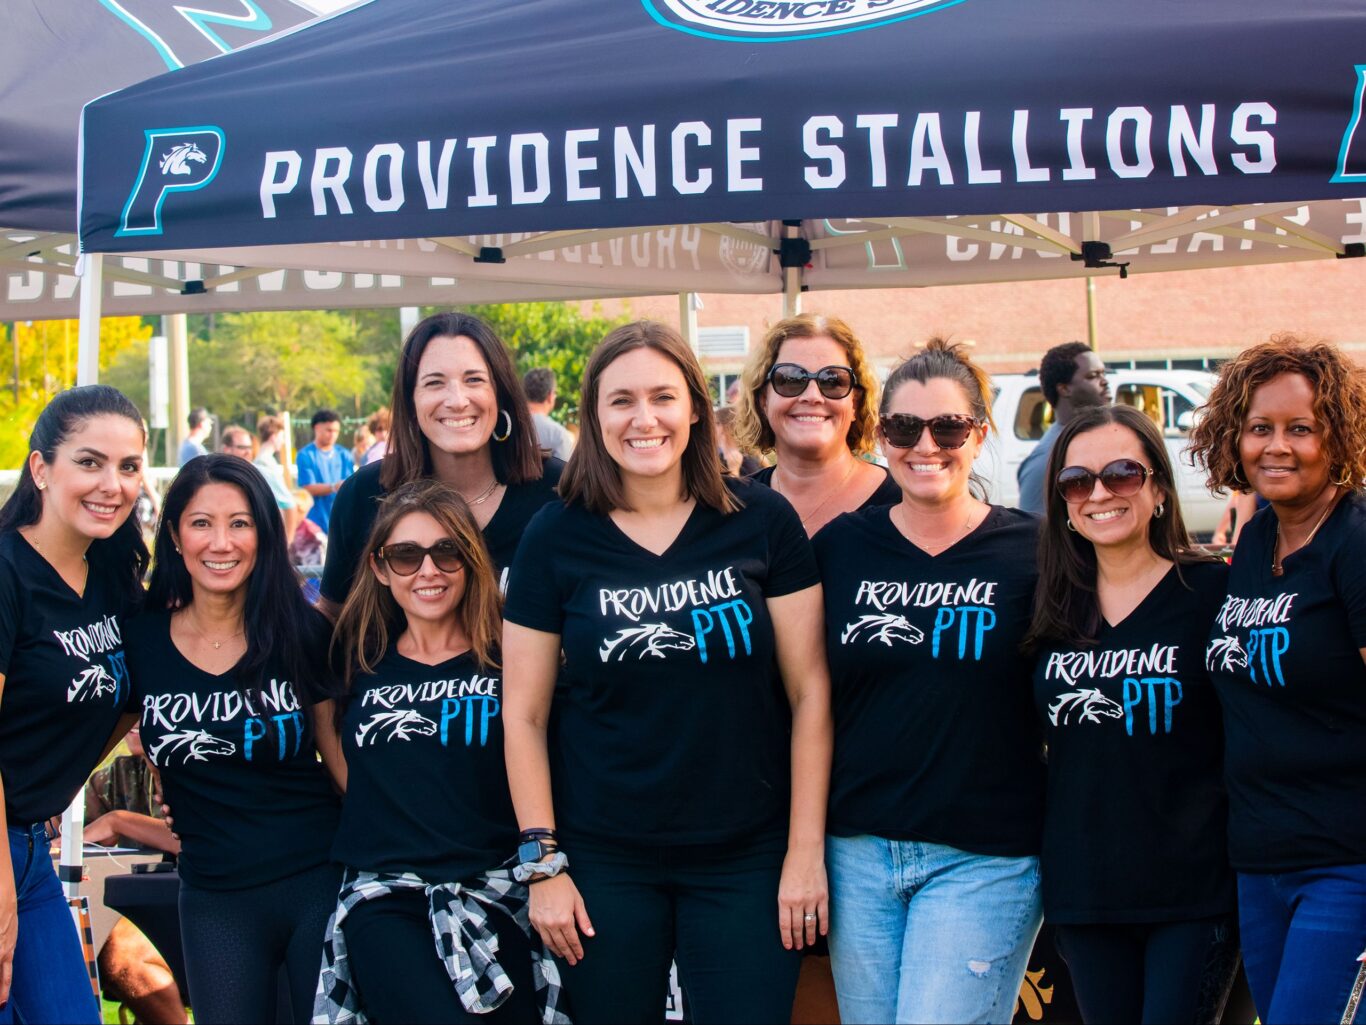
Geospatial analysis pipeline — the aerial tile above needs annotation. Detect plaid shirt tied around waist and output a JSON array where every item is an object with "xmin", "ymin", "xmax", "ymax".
[{"xmin": 312, "ymin": 868, "xmax": 570, "ymax": 1024}]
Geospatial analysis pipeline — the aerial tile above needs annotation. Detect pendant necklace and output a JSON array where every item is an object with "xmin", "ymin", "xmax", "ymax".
[{"xmin": 1271, "ymin": 493, "xmax": 1338, "ymax": 577}]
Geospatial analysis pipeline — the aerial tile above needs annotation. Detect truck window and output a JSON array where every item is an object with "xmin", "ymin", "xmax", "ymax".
[
  {"xmin": 1115, "ymin": 384, "xmax": 1194, "ymax": 437},
  {"xmin": 1015, "ymin": 388, "xmax": 1049, "ymax": 440}
]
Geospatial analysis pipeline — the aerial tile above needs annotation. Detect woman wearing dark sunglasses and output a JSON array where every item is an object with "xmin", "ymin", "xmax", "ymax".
[
  {"xmin": 1025, "ymin": 404, "xmax": 1237, "ymax": 1024},
  {"xmin": 313, "ymin": 479, "xmax": 564, "ymax": 1024},
  {"xmin": 121, "ymin": 454, "xmax": 341, "ymax": 1024},
  {"xmin": 734, "ymin": 315, "xmax": 898, "ymax": 535},
  {"xmin": 319, "ymin": 312, "xmax": 561, "ymax": 616},
  {"xmin": 812, "ymin": 338, "xmax": 1044, "ymax": 1024}
]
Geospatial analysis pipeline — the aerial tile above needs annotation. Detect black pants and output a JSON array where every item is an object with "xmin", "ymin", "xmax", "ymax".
[
  {"xmin": 1055, "ymin": 916, "xmax": 1241, "ymax": 1025},
  {"xmin": 341, "ymin": 889, "xmax": 540, "ymax": 1024},
  {"xmin": 179, "ymin": 861, "xmax": 341, "ymax": 1024},
  {"xmin": 561, "ymin": 835, "xmax": 801, "ymax": 1025}
]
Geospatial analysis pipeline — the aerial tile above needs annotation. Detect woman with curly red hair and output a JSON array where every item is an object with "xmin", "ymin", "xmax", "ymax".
[{"xmin": 1189, "ymin": 334, "xmax": 1366, "ymax": 1025}]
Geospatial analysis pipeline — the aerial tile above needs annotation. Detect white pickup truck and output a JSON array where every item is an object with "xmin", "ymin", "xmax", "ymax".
[{"xmin": 977, "ymin": 369, "xmax": 1223, "ymax": 535}]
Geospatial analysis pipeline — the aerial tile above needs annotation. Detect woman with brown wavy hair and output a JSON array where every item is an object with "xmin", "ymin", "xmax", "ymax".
[
  {"xmin": 734, "ymin": 314, "xmax": 898, "ymax": 535},
  {"xmin": 314, "ymin": 479, "xmax": 564, "ymax": 1024},
  {"xmin": 1188, "ymin": 335, "xmax": 1366, "ymax": 1025},
  {"xmin": 1025, "ymin": 404, "xmax": 1236, "ymax": 1024},
  {"xmin": 319, "ymin": 312, "xmax": 560, "ymax": 617},
  {"xmin": 502, "ymin": 320, "xmax": 832, "ymax": 1024}
]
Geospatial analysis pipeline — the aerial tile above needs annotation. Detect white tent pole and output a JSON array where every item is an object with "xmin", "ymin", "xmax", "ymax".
[
  {"xmin": 167, "ymin": 314, "xmax": 190, "ymax": 457},
  {"xmin": 782, "ymin": 223, "xmax": 803, "ymax": 319},
  {"xmin": 75, "ymin": 254, "xmax": 103, "ymax": 385},
  {"xmin": 1086, "ymin": 277, "xmax": 1099, "ymax": 351},
  {"xmin": 679, "ymin": 292, "xmax": 699, "ymax": 351}
]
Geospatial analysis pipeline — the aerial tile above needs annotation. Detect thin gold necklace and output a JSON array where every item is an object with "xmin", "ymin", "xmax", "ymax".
[
  {"xmin": 780, "ymin": 461, "xmax": 857, "ymax": 528},
  {"xmin": 179, "ymin": 609, "xmax": 244, "ymax": 651},
  {"xmin": 460, "ymin": 478, "xmax": 502, "ymax": 506},
  {"xmin": 21, "ymin": 529, "xmax": 88, "ymax": 588},
  {"xmin": 1271, "ymin": 492, "xmax": 1339, "ymax": 577},
  {"xmin": 894, "ymin": 504, "xmax": 977, "ymax": 554}
]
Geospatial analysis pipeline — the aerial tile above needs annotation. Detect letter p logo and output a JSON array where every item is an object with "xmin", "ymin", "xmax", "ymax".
[{"xmin": 117, "ymin": 126, "xmax": 224, "ymax": 236}]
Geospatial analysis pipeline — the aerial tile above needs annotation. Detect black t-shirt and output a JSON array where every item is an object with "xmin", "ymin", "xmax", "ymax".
[
  {"xmin": 503, "ymin": 479, "xmax": 820, "ymax": 845},
  {"xmin": 319, "ymin": 458, "xmax": 563, "ymax": 604},
  {"xmin": 124, "ymin": 610, "xmax": 340, "ymax": 890},
  {"xmin": 1207, "ymin": 492, "xmax": 1366, "ymax": 872},
  {"xmin": 750, "ymin": 463, "xmax": 902, "ymax": 510},
  {"xmin": 0, "ymin": 531, "xmax": 136, "ymax": 824},
  {"xmin": 1033, "ymin": 561, "xmax": 1234, "ymax": 923},
  {"xmin": 332, "ymin": 650, "xmax": 517, "ymax": 884},
  {"xmin": 814, "ymin": 505, "xmax": 1044, "ymax": 856}
]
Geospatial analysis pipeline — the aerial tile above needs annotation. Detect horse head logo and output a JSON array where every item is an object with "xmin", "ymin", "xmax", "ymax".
[
  {"xmin": 68, "ymin": 664, "xmax": 119, "ymax": 703},
  {"xmin": 599, "ymin": 623, "xmax": 697, "ymax": 662},
  {"xmin": 148, "ymin": 729, "xmax": 237, "ymax": 766},
  {"xmin": 1047, "ymin": 688, "xmax": 1125, "ymax": 726},
  {"xmin": 840, "ymin": 614, "xmax": 925, "ymax": 647},
  {"xmin": 1205, "ymin": 635, "xmax": 1249, "ymax": 673},
  {"xmin": 158, "ymin": 142, "xmax": 208, "ymax": 176},
  {"xmin": 355, "ymin": 709, "xmax": 439, "ymax": 746}
]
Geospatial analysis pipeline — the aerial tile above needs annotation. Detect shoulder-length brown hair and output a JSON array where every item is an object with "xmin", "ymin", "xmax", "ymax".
[
  {"xmin": 733, "ymin": 313, "xmax": 881, "ymax": 456},
  {"xmin": 331, "ymin": 479, "xmax": 503, "ymax": 689},
  {"xmin": 1024, "ymin": 404, "xmax": 1218, "ymax": 651},
  {"xmin": 560, "ymin": 320, "xmax": 739, "ymax": 516},
  {"xmin": 380, "ymin": 312, "xmax": 542, "ymax": 492},
  {"xmin": 1188, "ymin": 334, "xmax": 1366, "ymax": 493}
]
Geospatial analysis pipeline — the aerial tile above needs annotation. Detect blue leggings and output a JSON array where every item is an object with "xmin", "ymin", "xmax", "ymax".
[
  {"xmin": 0, "ymin": 824, "xmax": 99, "ymax": 1025},
  {"xmin": 1238, "ymin": 865, "xmax": 1366, "ymax": 1025}
]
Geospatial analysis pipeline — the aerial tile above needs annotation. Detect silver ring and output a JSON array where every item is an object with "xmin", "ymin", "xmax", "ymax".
[{"xmin": 803, "ymin": 913, "xmax": 817, "ymax": 921}]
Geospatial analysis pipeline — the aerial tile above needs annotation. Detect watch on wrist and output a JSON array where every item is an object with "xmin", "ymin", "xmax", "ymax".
[{"xmin": 517, "ymin": 836, "xmax": 559, "ymax": 865}]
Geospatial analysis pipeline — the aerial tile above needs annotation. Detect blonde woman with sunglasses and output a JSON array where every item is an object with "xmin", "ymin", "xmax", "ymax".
[
  {"xmin": 811, "ymin": 339, "xmax": 1045, "ymax": 1024},
  {"xmin": 734, "ymin": 314, "xmax": 898, "ymax": 535}
]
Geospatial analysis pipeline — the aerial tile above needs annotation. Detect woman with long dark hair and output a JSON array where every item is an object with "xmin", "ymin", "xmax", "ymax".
[
  {"xmin": 1189, "ymin": 336, "xmax": 1366, "ymax": 1025},
  {"xmin": 122, "ymin": 454, "xmax": 340, "ymax": 1024},
  {"xmin": 314, "ymin": 479, "xmax": 565, "ymax": 1023},
  {"xmin": 0, "ymin": 385, "xmax": 148, "ymax": 1025},
  {"xmin": 1025, "ymin": 404, "xmax": 1237, "ymax": 1023},
  {"xmin": 813, "ymin": 339, "xmax": 1043, "ymax": 1025},
  {"xmin": 320, "ymin": 312, "xmax": 559, "ymax": 613},
  {"xmin": 502, "ymin": 321, "xmax": 832, "ymax": 1024}
]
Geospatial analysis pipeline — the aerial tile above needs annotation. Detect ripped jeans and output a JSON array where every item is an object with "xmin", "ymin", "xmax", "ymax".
[{"xmin": 827, "ymin": 834, "xmax": 1042, "ymax": 1024}]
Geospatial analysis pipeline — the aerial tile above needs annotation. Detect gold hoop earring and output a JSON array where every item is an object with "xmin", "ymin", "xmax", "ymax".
[
  {"xmin": 1331, "ymin": 467, "xmax": 1355, "ymax": 488},
  {"xmin": 492, "ymin": 410, "xmax": 513, "ymax": 443},
  {"xmin": 1231, "ymin": 465, "xmax": 1247, "ymax": 488}
]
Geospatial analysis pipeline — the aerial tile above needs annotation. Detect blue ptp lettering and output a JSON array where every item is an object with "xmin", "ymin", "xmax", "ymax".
[
  {"xmin": 440, "ymin": 696, "xmax": 501, "ymax": 747},
  {"xmin": 1246, "ymin": 627, "xmax": 1290, "ymax": 687},
  {"xmin": 243, "ymin": 717, "xmax": 266, "ymax": 761},
  {"xmin": 1121, "ymin": 677, "xmax": 1183, "ymax": 736},
  {"xmin": 690, "ymin": 599, "xmax": 754, "ymax": 664},
  {"xmin": 931, "ymin": 606, "xmax": 996, "ymax": 660}
]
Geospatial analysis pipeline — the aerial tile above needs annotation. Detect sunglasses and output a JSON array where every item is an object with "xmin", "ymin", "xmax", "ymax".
[
  {"xmin": 1055, "ymin": 459, "xmax": 1154, "ymax": 504},
  {"xmin": 766, "ymin": 363, "xmax": 857, "ymax": 400},
  {"xmin": 879, "ymin": 413, "xmax": 983, "ymax": 450},
  {"xmin": 375, "ymin": 540, "xmax": 465, "ymax": 576}
]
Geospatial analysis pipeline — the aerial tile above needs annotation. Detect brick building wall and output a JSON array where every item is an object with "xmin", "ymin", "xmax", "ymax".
[{"xmin": 585, "ymin": 257, "xmax": 1366, "ymax": 377}]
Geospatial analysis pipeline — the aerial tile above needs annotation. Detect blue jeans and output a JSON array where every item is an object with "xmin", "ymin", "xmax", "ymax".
[
  {"xmin": 0, "ymin": 824, "xmax": 99, "ymax": 1025},
  {"xmin": 1238, "ymin": 865, "xmax": 1366, "ymax": 1025},
  {"xmin": 827, "ymin": 834, "xmax": 1042, "ymax": 1024}
]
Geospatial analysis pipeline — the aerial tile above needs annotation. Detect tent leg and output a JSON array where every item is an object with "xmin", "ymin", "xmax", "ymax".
[
  {"xmin": 166, "ymin": 314, "xmax": 190, "ymax": 456},
  {"xmin": 679, "ymin": 292, "xmax": 699, "ymax": 351},
  {"xmin": 59, "ymin": 791, "xmax": 85, "ymax": 900},
  {"xmin": 1085, "ymin": 277, "xmax": 1099, "ymax": 350},
  {"xmin": 783, "ymin": 268, "xmax": 802, "ymax": 319},
  {"xmin": 75, "ymin": 254, "xmax": 104, "ymax": 386}
]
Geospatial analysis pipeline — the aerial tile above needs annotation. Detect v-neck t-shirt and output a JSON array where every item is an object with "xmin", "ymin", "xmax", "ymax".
[
  {"xmin": 319, "ymin": 458, "xmax": 563, "ymax": 605},
  {"xmin": 813, "ymin": 504, "xmax": 1045, "ymax": 856},
  {"xmin": 1033, "ymin": 560, "xmax": 1234, "ymax": 923},
  {"xmin": 332, "ymin": 651, "xmax": 516, "ymax": 884},
  {"xmin": 0, "ymin": 531, "xmax": 136, "ymax": 825},
  {"xmin": 1207, "ymin": 492, "xmax": 1366, "ymax": 873},
  {"xmin": 502, "ymin": 478, "xmax": 820, "ymax": 846},
  {"xmin": 124, "ymin": 610, "xmax": 341, "ymax": 890},
  {"xmin": 749, "ymin": 463, "xmax": 902, "ymax": 511}
]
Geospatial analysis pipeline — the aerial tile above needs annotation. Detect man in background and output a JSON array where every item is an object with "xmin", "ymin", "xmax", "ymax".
[
  {"xmin": 523, "ymin": 368, "xmax": 574, "ymax": 461},
  {"xmin": 219, "ymin": 425, "xmax": 254, "ymax": 460},
  {"xmin": 1016, "ymin": 342, "xmax": 1110, "ymax": 515},
  {"xmin": 176, "ymin": 408, "xmax": 212, "ymax": 466},
  {"xmin": 296, "ymin": 408, "xmax": 354, "ymax": 534}
]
